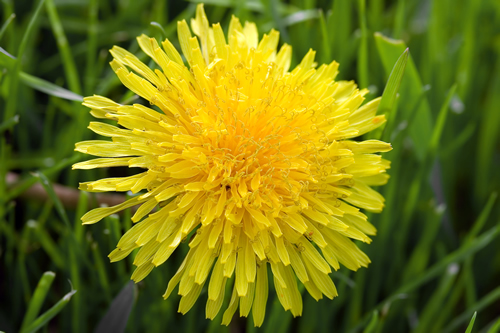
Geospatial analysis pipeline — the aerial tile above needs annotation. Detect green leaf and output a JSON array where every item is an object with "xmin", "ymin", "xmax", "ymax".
[
  {"xmin": 349, "ymin": 224, "xmax": 500, "ymax": 333},
  {"xmin": 429, "ymin": 84, "xmax": 457, "ymax": 154},
  {"xmin": 465, "ymin": 312, "xmax": 477, "ymax": 333},
  {"xmin": 318, "ymin": 10, "xmax": 331, "ymax": 64},
  {"xmin": 0, "ymin": 13, "xmax": 16, "ymax": 40},
  {"xmin": 32, "ymin": 171, "xmax": 71, "ymax": 228},
  {"xmin": 444, "ymin": 287, "xmax": 500, "ymax": 333},
  {"xmin": 20, "ymin": 72, "xmax": 83, "ymax": 101},
  {"xmin": 363, "ymin": 311, "xmax": 379, "ymax": 333},
  {"xmin": 487, "ymin": 317, "xmax": 500, "ymax": 333},
  {"xmin": 21, "ymin": 286, "xmax": 77, "ymax": 333},
  {"xmin": 374, "ymin": 32, "xmax": 433, "ymax": 161},
  {"xmin": 376, "ymin": 47, "xmax": 409, "ymax": 140},
  {"xmin": 20, "ymin": 272, "xmax": 56, "ymax": 332},
  {"xmin": 0, "ymin": 115, "xmax": 19, "ymax": 134}
]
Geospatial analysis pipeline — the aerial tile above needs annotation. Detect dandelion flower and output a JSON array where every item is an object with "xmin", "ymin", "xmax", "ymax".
[{"xmin": 74, "ymin": 4, "xmax": 391, "ymax": 326}]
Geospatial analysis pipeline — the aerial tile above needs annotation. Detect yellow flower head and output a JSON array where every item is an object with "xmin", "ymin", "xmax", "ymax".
[{"xmin": 74, "ymin": 4, "xmax": 391, "ymax": 326}]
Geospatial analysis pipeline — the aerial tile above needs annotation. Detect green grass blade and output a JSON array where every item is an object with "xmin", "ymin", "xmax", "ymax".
[
  {"xmin": 357, "ymin": 0, "xmax": 369, "ymax": 88},
  {"xmin": 415, "ymin": 263, "xmax": 460, "ymax": 333},
  {"xmin": 466, "ymin": 312, "xmax": 477, "ymax": 333},
  {"xmin": 45, "ymin": 0, "xmax": 82, "ymax": 95},
  {"xmin": 444, "ymin": 287, "xmax": 500, "ymax": 333},
  {"xmin": 0, "ymin": 13, "xmax": 16, "ymax": 41},
  {"xmin": 393, "ymin": 0, "xmax": 405, "ymax": 39},
  {"xmin": 21, "ymin": 287, "xmax": 77, "ymax": 333},
  {"xmin": 375, "ymin": 47, "xmax": 409, "ymax": 140},
  {"xmin": 4, "ymin": 0, "xmax": 45, "ymax": 121},
  {"xmin": 0, "ymin": 115, "xmax": 19, "ymax": 134},
  {"xmin": 374, "ymin": 32, "xmax": 433, "ymax": 161},
  {"xmin": 328, "ymin": 0, "xmax": 352, "ymax": 68},
  {"xmin": 466, "ymin": 192, "xmax": 498, "ymax": 243},
  {"xmin": 19, "ymin": 272, "xmax": 56, "ymax": 332},
  {"xmin": 28, "ymin": 220, "xmax": 65, "ymax": 269},
  {"xmin": 429, "ymin": 84, "xmax": 457, "ymax": 155},
  {"xmin": 19, "ymin": 72, "xmax": 83, "ymax": 101},
  {"xmin": 84, "ymin": 0, "xmax": 98, "ymax": 95},
  {"xmin": 6, "ymin": 154, "xmax": 80, "ymax": 201},
  {"xmin": 487, "ymin": 318, "xmax": 500, "ymax": 333},
  {"xmin": 318, "ymin": 9, "xmax": 331, "ymax": 65},
  {"xmin": 349, "ymin": 224, "xmax": 500, "ymax": 333},
  {"xmin": 33, "ymin": 172, "xmax": 71, "ymax": 229},
  {"xmin": 363, "ymin": 311, "xmax": 379, "ymax": 333}
]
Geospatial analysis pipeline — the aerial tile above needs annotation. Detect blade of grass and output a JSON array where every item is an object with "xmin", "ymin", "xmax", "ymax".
[
  {"xmin": 19, "ymin": 72, "xmax": 83, "ymax": 101},
  {"xmin": 487, "ymin": 318, "xmax": 500, "ymax": 333},
  {"xmin": 6, "ymin": 154, "xmax": 80, "ymax": 201},
  {"xmin": 349, "ymin": 224, "xmax": 500, "ymax": 333},
  {"xmin": 374, "ymin": 32, "xmax": 433, "ymax": 161},
  {"xmin": 27, "ymin": 220, "xmax": 65, "ymax": 269},
  {"xmin": 328, "ymin": 0, "xmax": 352, "ymax": 68},
  {"xmin": 374, "ymin": 47, "xmax": 409, "ymax": 139},
  {"xmin": 475, "ymin": 58, "xmax": 500, "ymax": 199},
  {"xmin": 393, "ymin": 0, "xmax": 405, "ymax": 39},
  {"xmin": 414, "ymin": 264, "xmax": 460, "ymax": 333},
  {"xmin": 45, "ymin": 0, "xmax": 82, "ymax": 95},
  {"xmin": 0, "ymin": 115, "xmax": 19, "ymax": 134},
  {"xmin": 19, "ymin": 272, "xmax": 56, "ymax": 332},
  {"xmin": 84, "ymin": 0, "xmax": 98, "ymax": 95},
  {"xmin": 4, "ymin": 0, "xmax": 45, "ymax": 121},
  {"xmin": 0, "ymin": 13, "xmax": 16, "ymax": 40},
  {"xmin": 444, "ymin": 288, "xmax": 500, "ymax": 333},
  {"xmin": 466, "ymin": 312, "xmax": 478, "ymax": 333},
  {"xmin": 357, "ymin": 0, "xmax": 369, "ymax": 88},
  {"xmin": 318, "ymin": 9, "xmax": 331, "ymax": 65},
  {"xmin": 363, "ymin": 311, "xmax": 379, "ymax": 333},
  {"xmin": 33, "ymin": 171, "xmax": 71, "ymax": 229},
  {"xmin": 20, "ymin": 287, "xmax": 77, "ymax": 333}
]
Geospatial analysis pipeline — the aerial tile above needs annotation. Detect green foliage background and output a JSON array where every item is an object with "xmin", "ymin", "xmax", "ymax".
[{"xmin": 1, "ymin": 0, "xmax": 499, "ymax": 332}]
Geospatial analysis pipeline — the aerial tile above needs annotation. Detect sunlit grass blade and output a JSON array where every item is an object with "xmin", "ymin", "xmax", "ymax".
[
  {"xmin": 19, "ymin": 72, "xmax": 83, "ymax": 101},
  {"xmin": 20, "ymin": 286, "xmax": 77, "ymax": 333},
  {"xmin": 19, "ymin": 272, "xmax": 56, "ymax": 332},
  {"xmin": 374, "ymin": 32, "xmax": 433, "ymax": 161},
  {"xmin": 374, "ymin": 47, "xmax": 409, "ymax": 139},
  {"xmin": 465, "ymin": 312, "xmax": 477, "ymax": 333}
]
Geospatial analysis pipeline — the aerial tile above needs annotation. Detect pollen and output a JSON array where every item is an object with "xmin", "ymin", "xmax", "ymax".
[{"xmin": 74, "ymin": 4, "xmax": 392, "ymax": 327}]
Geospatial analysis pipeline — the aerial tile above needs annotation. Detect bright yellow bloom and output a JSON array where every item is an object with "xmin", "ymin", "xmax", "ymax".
[{"xmin": 74, "ymin": 4, "xmax": 391, "ymax": 326}]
